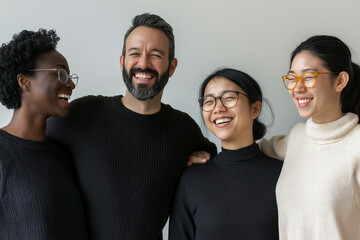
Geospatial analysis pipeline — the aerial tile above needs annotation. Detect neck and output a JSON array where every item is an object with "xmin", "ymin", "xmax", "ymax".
[
  {"xmin": 2, "ymin": 108, "xmax": 47, "ymax": 141},
  {"xmin": 121, "ymin": 89, "xmax": 163, "ymax": 115},
  {"xmin": 312, "ymin": 107, "xmax": 344, "ymax": 124}
]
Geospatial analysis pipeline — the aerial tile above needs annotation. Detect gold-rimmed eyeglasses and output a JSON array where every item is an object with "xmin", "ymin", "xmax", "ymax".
[
  {"xmin": 282, "ymin": 71, "xmax": 339, "ymax": 90},
  {"xmin": 198, "ymin": 90, "xmax": 250, "ymax": 112},
  {"xmin": 30, "ymin": 68, "xmax": 79, "ymax": 86}
]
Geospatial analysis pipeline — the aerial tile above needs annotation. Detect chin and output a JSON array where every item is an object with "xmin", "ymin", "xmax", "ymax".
[
  {"xmin": 215, "ymin": 133, "xmax": 233, "ymax": 142},
  {"xmin": 56, "ymin": 110, "xmax": 69, "ymax": 118},
  {"xmin": 297, "ymin": 110, "xmax": 312, "ymax": 119}
]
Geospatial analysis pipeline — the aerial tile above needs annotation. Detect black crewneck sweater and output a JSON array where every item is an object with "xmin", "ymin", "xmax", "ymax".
[
  {"xmin": 0, "ymin": 130, "xmax": 88, "ymax": 239},
  {"xmin": 46, "ymin": 95, "xmax": 217, "ymax": 240},
  {"xmin": 169, "ymin": 143, "xmax": 282, "ymax": 240}
]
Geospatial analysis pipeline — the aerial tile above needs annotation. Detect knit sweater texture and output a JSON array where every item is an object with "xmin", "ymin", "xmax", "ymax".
[
  {"xmin": 260, "ymin": 113, "xmax": 360, "ymax": 240},
  {"xmin": 46, "ymin": 95, "xmax": 217, "ymax": 240},
  {"xmin": 0, "ymin": 129, "xmax": 88, "ymax": 240},
  {"xmin": 169, "ymin": 143, "xmax": 282, "ymax": 240}
]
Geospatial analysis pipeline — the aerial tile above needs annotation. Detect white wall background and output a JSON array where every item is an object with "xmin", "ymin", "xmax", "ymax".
[{"xmin": 1, "ymin": 0, "xmax": 360, "ymax": 238}]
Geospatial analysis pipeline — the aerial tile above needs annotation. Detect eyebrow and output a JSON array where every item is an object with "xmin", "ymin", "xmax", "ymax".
[
  {"xmin": 128, "ymin": 47, "xmax": 140, "ymax": 52},
  {"xmin": 151, "ymin": 49, "xmax": 165, "ymax": 56},
  {"xmin": 127, "ymin": 47, "xmax": 165, "ymax": 56},
  {"xmin": 288, "ymin": 68, "xmax": 318, "ymax": 74},
  {"xmin": 55, "ymin": 64, "xmax": 68, "ymax": 69},
  {"xmin": 203, "ymin": 90, "xmax": 238, "ymax": 98}
]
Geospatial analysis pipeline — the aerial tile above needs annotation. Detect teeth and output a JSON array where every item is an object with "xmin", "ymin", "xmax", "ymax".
[
  {"xmin": 135, "ymin": 73, "xmax": 152, "ymax": 79},
  {"xmin": 298, "ymin": 99, "xmax": 312, "ymax": 104},
  {"xmin": 57, "ymin": 94, "xmax": 70, "ymax": 100},
  {"xmin": 215, "ymin": 118, "xmax": 232, "ymax": 125}
]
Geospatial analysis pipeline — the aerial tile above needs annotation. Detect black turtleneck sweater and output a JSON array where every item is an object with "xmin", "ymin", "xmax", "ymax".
[
  {"xmin": 0, "ymin": 129, "xmax": 88, "ymax": 240},
  {"xmin": 46, "ymin": 95, "xmax": 217, "ymax": 240},
  {"xmin": 169, "ymin": 143, "xmax": 282, "ymax": 240}
]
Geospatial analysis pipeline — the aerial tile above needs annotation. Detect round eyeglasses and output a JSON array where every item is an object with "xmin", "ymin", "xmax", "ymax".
[
  {"xmin": 198, "ymin": 91, "xmax": 250, "ymax": 112},
  {"xmin": 30, "ymin": 68, "xmax": 79, "ymax": 86},
  {"xmin": 282, "ymin": 71, "xmax": 338, "ymax": 90}
]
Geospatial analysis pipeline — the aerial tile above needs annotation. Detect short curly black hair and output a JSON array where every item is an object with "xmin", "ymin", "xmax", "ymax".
[{"xmin": 0, "ymin": 28, "xmax": 60, "ymax": 109}]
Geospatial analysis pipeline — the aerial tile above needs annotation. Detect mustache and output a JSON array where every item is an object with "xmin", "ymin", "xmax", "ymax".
[{"xmin": 129, "ymin": 67, "xmax": 159, "ymax": 77}]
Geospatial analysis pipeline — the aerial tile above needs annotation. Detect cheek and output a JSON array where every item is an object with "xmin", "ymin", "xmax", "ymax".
[
  {"xmin": 125, "ymin": 58, "xmax": 135, "ymax": 68},
  {"xmin": 32, "ymin": 79, "xmax": 53, "ymax": 94},
  {"xmin": 288, "ymin": 90, "xmax": 293, "ymax": 97},
  {"xmin": 202, "ymin": 112, "xmax": 212, "ymax": 127}
]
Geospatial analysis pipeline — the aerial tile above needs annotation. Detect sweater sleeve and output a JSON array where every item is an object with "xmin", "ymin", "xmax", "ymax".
[
  {"xmin": 169, "ymin": 171, "xmax": 196, "ymax": 240},
  {"xmin": 355, "ymin": 161, "xmax": 360, "ymax": 211},
  {"xmin": 0, "ymin": 152, "xmax": 4, "ymax": 199},
  {"xmin": 46, "ymin": 96, "xmax": 90, "ymax": 147},
  {"xmin": 46, "ymin": 103, "xmax": 78, "ymax": 147},
  {"xmin": 186, "ymin": 115, "xmax": 217, "ymax": 158},
  {"xmin": 259, "ymin": 134, "xmax": 289, "ymax": 160}
]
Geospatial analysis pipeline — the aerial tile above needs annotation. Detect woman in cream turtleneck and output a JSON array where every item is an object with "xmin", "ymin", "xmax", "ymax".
[{"xmin": 261, "ymin": 35, "xmax": 360, "ymax": 239}]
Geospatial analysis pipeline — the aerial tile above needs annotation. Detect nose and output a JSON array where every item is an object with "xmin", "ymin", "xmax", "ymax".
[
  {"xmin": 65, "ymin": 79, "xmax": 76, "ymax": 90},
  {"xmin": 293, "ymin": 79, "xmax": 306, "ymax": 93},
  {"xmin": 212, "ymin": 98, "xmax": 227, "ymax": 113},
  {"xmin": 137, "ymin": 53, "xmax": 151, "ymax": 69}
]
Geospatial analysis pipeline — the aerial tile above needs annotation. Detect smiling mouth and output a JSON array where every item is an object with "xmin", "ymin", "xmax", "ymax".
[
  {"xmin": 134, "ymin": 73, "xmax": 154, "ymax": 80},
  {"xmin": 298, "ymin": 98, "xmax": 312, "ymax": 104},
  {"xmin": 57, "ymin": 94, "xmax": 71, "ymax": 101},
  {"xmin": 214, "ymin": 118, "xmax": 233, "ymax": 125}
]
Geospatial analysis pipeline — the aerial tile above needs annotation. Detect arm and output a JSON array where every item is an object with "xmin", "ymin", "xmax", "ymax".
[
  {"xmin": 169, "ymin": 172, "xmax": 196, "ymax": 240},
  {"xmin": 259, "ymin": 134, "xmax": 289, "ymax": 160},
  {"xmin": 187, "ymin": 151, "xmax": 211, "ymax": 166},
  {"xmin": 186, "ymin": 120, "xmax": 217, "ymax": 166},
  {"xmin": 46, "ymin": 97, "xmax": 85, "ymax": 147},
  {"xmin": 355, "ymin": 160, "xmax": 360, "ymax": 211},
  {"xmin": 46, "ymin": 115, "xmax": 72, "ymax": 146}
]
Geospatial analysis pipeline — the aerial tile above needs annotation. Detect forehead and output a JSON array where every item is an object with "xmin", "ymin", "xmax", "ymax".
[
  {"xmin": 36, "ymin": 50, "xmax": 69, "ymax": 71},
  {"xmin": 291, "ymin": 50, "xmax": 327, "ymax": 72},
  {"xmin": 125, "ymin": 26, "xmax": 169, "ymax": 53},
  {"xmin": 204, "ymin": 77, "xmax": 243, "ymax": 95}
]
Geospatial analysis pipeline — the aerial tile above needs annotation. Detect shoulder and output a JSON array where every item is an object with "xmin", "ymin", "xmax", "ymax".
[
  {"xmin": 260, "ymin": 153, "xmax": 283, "ymax": 169},
  {"xmin": 70, "ymin": 95, "xmax": 117, "ymax": 109},
  {"xmin": 60, "ymin": 95, "xmax": 119, "ymax": 121},
  {"xmin": 350, "ymin": 124, "xmax": 360, "ymax": 137},
  {"xmin": 182, "ymin": 158, "xmax": 216, "ymax": 178},
  {"xmin": 290, "ymin": 121, "xmax": 306, "ymax": 134},
  {"xmin": 162, "ymin": 104, "xmax": 196, "ymax": 122},
  {"xmin": 346, "ymin": 124, "xmax": 360, "ymax": 151}
]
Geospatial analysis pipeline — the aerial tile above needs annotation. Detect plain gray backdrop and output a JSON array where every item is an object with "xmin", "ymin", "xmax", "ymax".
[{"xmin": 1, "ymin": 0, "xmax": 360, "ymax": 238}]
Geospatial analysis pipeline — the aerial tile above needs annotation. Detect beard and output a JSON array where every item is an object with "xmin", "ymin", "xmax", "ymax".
[{"xmin": 122, "ymin": 63, "xmax": 170, "ymax": 101}]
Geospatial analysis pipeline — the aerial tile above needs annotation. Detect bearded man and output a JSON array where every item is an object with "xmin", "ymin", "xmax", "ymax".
[{"xmin": 47, "ymin": 13, "xmax": 216, "ymax": 240}]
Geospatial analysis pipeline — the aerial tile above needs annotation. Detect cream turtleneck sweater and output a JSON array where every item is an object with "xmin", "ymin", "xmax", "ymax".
[{"xmin": 261, "ymin": 113, "xmax": 360, "ymax": 240}]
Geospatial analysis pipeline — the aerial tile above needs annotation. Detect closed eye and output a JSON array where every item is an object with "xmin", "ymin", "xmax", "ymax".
[
  {"xmin": 151, "ymin": 54, "xmax": 161, "ymax": 58},
  {"xmin": 204, "ymin": 100, "xmax": 214, "ymax": 105}
]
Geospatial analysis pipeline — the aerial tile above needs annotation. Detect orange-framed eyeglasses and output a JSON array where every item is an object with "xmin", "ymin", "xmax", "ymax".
[{"xmin": 282, "ymin": 71, "xmax": 339, "ymax": 90}]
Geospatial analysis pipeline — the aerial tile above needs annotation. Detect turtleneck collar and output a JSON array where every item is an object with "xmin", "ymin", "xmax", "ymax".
[
  {"xmin": 215, "ymin": 142, "xmax": 264, "ymax": 168},
  {"xmin": 306, "ymin": 112, "xmax": 359, "ymax": 144}
]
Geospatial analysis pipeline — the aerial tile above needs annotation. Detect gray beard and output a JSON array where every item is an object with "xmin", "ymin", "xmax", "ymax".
[{"xmin": 122, "ymin": 65, "xmax": 170, "ymax": 101}]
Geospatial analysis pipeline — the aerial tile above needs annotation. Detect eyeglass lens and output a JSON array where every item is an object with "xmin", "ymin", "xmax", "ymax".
[
  {"xmin": 201, "ymin": 91, "xmax": 239, "ymax": 111},
  {"xmin": 284, "ymin": 72, "xmax": 317, "ymax": 89},
  {"xmin": 58, "ymin": 69, "xmax": 78, "ymax": 85}
]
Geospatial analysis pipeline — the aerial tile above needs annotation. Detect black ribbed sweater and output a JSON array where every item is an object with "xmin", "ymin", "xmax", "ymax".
[
  {"xmin": 46, "ymin": 95, "xmax": 217, "ymax": 240},
  {"xmin": 0, "ymin": 129, "xmax": 88, "ymax": 240},
  {"xmin": 169, "ymin": 143, "xmax": 282, "ymax": 240}
]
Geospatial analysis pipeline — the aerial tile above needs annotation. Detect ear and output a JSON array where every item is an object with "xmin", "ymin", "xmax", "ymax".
[
  {"xmin": 17, "ymin": 74, "xmax": 31, "ymax": 91},
  {"xmin": 168, "ymin": 58, "xmax": 178, "ymax": 77},
  {"xmin": 251, "ymin": 101, "xmax": 262, "ymax": 119},
  {"xmin": 120, "ymin": 55, "xmax": 124, "ymax": 73},
  {"xmin": 335, "ymin": 71, "xmax": 349, "ymax": 92}
]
